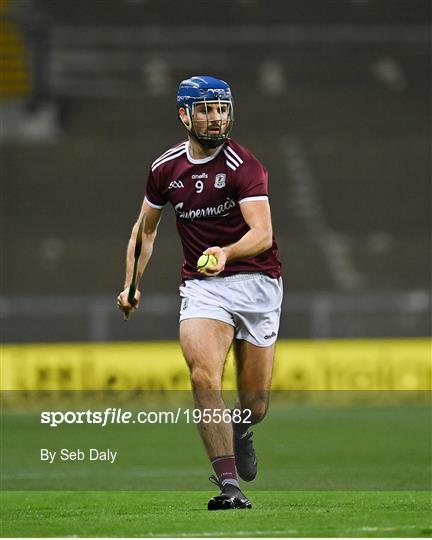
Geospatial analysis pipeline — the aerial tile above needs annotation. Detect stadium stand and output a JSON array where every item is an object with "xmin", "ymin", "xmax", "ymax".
[{"xmin": 1, "ymin": 0, "xmax": 430, "ymax": 340}]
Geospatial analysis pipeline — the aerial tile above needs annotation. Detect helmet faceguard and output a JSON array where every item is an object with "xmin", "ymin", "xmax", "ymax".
[{"xmin": 177, "ymin": 76, "xmax": 234, "ymax": 148}]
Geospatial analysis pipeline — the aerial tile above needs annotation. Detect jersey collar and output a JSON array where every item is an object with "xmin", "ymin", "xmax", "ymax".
[{"xmin": 185, "ymin": 140, "xmax": 225, "ymax": 164}]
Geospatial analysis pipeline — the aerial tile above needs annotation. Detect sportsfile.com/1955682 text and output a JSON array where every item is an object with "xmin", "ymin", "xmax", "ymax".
[{"xmin": 40, "ymin": 408, "xmax": 252, "ymax": 428}]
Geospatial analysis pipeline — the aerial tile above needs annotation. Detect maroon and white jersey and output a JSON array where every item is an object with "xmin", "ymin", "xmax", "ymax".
[{"xmin": 145, "ymin": 138, "xmax": 281, "ymax": 281}]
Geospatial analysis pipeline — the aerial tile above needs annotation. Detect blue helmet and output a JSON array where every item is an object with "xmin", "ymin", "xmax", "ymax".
[{"xmin": 177, "ymin": 75, "xmax": 234, "ymax": 148}]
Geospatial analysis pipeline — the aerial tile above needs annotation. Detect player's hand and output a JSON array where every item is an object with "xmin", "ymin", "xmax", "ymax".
[
  {"xmin": 117, "ymin": 288, "xmax": 141, "ymax": 316},
  {"xmin": 199, "ymin": 246, "xmax": 226, "ymax": 277}
]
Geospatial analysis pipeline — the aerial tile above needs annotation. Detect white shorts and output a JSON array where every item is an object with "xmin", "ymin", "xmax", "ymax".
[{"xmin": 179, "ymin": 273, "xmax": 283, "ymax": 347}]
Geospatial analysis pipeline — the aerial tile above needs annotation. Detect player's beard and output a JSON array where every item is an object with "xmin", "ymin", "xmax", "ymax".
[{"xmin": 192, "ymin": 122, "xmax": 229, "ymax": 149}]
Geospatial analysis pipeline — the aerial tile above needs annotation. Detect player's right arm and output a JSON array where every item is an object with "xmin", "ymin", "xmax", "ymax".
[{"xmin": 117, "ymin": 200, "xmax": 162, "ymax": 315}]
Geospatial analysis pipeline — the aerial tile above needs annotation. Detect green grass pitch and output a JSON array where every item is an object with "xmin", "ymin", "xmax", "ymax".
[
  {"xmin": 1, "ymin": 491, "xmax": 431, "ymax": 537},
  {"xmin": 1, "ymin": 400, "xmax": 431, "ymax": 537}
]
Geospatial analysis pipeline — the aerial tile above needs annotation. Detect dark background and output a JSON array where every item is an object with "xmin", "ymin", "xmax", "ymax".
[{"xmin": 1, "ymin": 0, "xmax": 430, "ymax": 341}]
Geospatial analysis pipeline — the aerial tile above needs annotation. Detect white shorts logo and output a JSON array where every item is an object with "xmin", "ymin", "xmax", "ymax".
[{"xmin": 214, "ymin": 173, "xmax": 226, "ymax": 189}]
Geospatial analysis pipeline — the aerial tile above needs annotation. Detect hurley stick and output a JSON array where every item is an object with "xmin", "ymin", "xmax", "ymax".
[{"xmin": 124, "ymin": 215, "xmax": 144, "ymax": 321}]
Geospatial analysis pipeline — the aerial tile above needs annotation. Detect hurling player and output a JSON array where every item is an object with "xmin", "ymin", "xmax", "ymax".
[{"xmin": 118, "ymin": 76, "xmax": 282, "ymax": 510}]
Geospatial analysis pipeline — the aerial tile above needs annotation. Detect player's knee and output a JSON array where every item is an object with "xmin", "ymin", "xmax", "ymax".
[
  {"xmin": 249, "ymin": 404, "xmax": 268, "ymax": 424},
  {"xmin": 240, "ymin": 391, "xmax": 269, "ymax": 424},
  {"xmin": 190, "ymin": 366, "xmax": 219, "ymax": 391}
]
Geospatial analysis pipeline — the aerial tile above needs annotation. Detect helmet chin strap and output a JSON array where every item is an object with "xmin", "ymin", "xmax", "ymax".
[
  {"xmin": 180, "ymin": 108, "xmax": 193, "ymax": 131},
  {"xmin": 199, "ymin": 137, "xmax": 226, "ymax": 149},
  {"xmin": 193, "ymin": 131, "xmax": 225, "ymax": 148}
]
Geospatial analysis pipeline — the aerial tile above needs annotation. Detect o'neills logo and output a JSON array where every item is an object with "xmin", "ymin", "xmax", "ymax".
[
  {"xmin": 192, "ymin": 173, "xmax": 208, "ymax": 179},
  {"xmin": 175, "ymin": 197, "xmax": 236, "ymax": 220}
]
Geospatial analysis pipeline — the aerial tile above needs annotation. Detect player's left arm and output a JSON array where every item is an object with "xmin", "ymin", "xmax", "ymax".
[{"xmin": 201, "ymin": 199, "xmax": 273, "ymax": 276}]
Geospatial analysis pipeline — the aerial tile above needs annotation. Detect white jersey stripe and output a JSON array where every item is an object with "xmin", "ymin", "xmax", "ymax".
[
  {"xmin": 239, "ymin": 195, "xmax": 268, "ymax": 204},
  {"xmin": 226, "ymin": 145, "xmax": 244, "ymax": 164},
  {"xmin": 151, "ymin": 148, "xmax": 187, "ymax": 171},
  {"xmin": 144, "ymin": 196, "xmax": 165, "ymax": 209},
  {"xmin": 224, "ymin": 153, "xmax": 242, "ymax": 172},
  {"xmin": 152, "ymin": 146, "xmax": 185, "ymax": 170},
  {"xmin": 151, "ymin": 143, "xmax": 186, "ymax": 169},
  {"xmin": 226, "ymin": 160, "xmax": 237, "ymax": 172},
  {"xmin": 223, "ymin": 149, "xmax": 241, "ymax": 168}
]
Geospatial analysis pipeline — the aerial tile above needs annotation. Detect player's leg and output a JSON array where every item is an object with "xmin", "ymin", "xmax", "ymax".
[
  {"xmin": 229, "ymin": 274, "xmax": 282, "ymax": 481},
  {"xmin": 180, "ymin": 318, "xmax": 251, "ymax": 509},
  {"xmin": 234, "ymin": 339, "xmax": 274, "ymax": 422},
  {"xmin": 180, "ymin": 317, "xmax": 234, "ymax": 458},
  {"xmin": 232, "ymin": 340, "xmax": 276, "ymax": 482}
]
